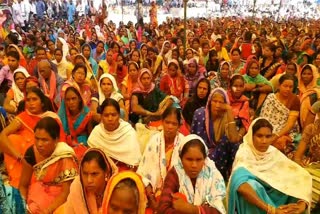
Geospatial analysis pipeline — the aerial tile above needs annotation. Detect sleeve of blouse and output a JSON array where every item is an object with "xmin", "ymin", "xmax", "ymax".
[
  {"xmin": 157, "ymin": 168, "xmax": 180, "ymax": 214},
  {"xmin": 289, "ymin": 95, "xmax": 300, "ymax": 112}
]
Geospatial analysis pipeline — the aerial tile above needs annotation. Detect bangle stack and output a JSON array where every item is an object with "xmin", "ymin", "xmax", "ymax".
[
  {"xmin": 227, "ymin": 121, "xmax": 236, "ymax": 126},
  {"xmin": 267, "ymin": 204, "xmax": 276, "ymax": 214}
]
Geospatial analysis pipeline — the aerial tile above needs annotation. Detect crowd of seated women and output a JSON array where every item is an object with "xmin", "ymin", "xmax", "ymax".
[{"xmin": 0, "ymin": 17, "xmax": 320, "ymax": 214}]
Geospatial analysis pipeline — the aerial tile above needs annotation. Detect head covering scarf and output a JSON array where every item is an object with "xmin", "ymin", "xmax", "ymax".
[
  {"xmin": 132, "ymin": 68, "xmax": 155, "ymax": 94},
  {"xmin": 205, "ymin": 88, "xmax": 230, "ymax": 144},
  {"xmin": 102, "ymin": 171, "xmax": 147, "ymax": 214},
  {"xmin": 174, "ymin": 134, "xmax": 226, "ymax": 214},
  {"xmin": 228, "ymin": 118, "xmax": 312, "ymax": 213},
  {"xmin": 65, "ymin": 148, "xmax": 118, "ymax": 214},
  {"xmin": 212, "ymin": 61, "xmax": 232, "ymax": 90},
  {"xmin": 8, "ymin": 44, "xmax": 27, "ymax": 68},
  {"xmin": 243, "ymin": 58, "xmax": 272, "ymax": 87},
  {"xmin": 97, "ymin": 73, "xmax": 123, "ymax": 105},
  {"xmin": 12, "ymin": 67, "xmax": 30, "ymax": 104},
  {"xmin": 56, "ymin": 37, "xmax": 69, "ymax": 61},
  {"xmin": 298, "ymin": 64, "xmax": 319, "ymax": 95},
  {"xmin": 240, "ymin": 55, "xmax": 257, "ymax": 75}
]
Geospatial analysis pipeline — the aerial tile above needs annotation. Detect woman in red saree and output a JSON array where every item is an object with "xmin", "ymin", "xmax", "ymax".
[
  {"xmin": 0, "ymin": 87, "xmax": 64, "ymax": 188},
  {"xmin": 19, "ymin": 117, "xmax": 78, "ymax": 214}
]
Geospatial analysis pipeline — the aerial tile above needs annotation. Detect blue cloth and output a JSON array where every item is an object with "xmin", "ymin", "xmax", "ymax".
[
  {"xmin": 67, "ymin": 3, "xmax": 76, "ymax": 23},
  {"xmin": 228, "ymin": 167, "xmax": 298, "ymax": 214},
  {"xmin": 0, "ymin": 178, "xmax": 26, "ymax": 213},
  {"xmin": 58, "ymin": 100, "xmax": 91, "ymax": 146},
  {"xmin": 36, "ymin": 0, "xmax": 46, "ymax": 19}
]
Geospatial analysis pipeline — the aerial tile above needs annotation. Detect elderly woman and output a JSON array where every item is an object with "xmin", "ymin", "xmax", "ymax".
[
  {"xmin": 191, "ymin": 88, "xmax": 241, "ymax": 180},
  {"xmin": 88, "ymin": 98, "xmax": 141, "ymax": 171},
  {"xmin": 228, "ymin": 118, "xmax": 312, "ymax": 214},
  {"xmin": 64, "ymin": 148, "xmax": 117, "ymax": 213},
  {"xmin": 184, "ymin": 58, "xmax": 204, "ymax": 97},
  {"xmin": 19, "ymin": 117, "xmax": 78, "ymax": 214},
  {"xmin": 157, "ymin": 134, "xmax": 226, "ymax": 214}
]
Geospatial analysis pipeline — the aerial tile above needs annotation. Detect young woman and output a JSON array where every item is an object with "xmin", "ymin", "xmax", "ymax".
[
  {"xmin": 0, "ymin": 87, "xmax": 63, "ymax": 188},
  {"xmin": 299, "ymin": 64, "xmax": 320, "ymax": 130},
  {"xmin": 130, "ymin": 68, "xmax": 175, "ymax": 124},
  {"xmin": 260, "ymin": 74, "xmax": 300, "ymax": 154},
  {"xmin": 230, "ymin": 48, "xmax": 245, "ymax": 74},
  {"xmin": 58, "ymin": 86, "xmax": 93, "ymax": 160},
  {"xmin": 121, "ymin": 61, "xmax": 139, "ymax": 114},
  {"xmin": 213, "ymin": 38, "xmax": 230, "ymax": 62},
  {"xmin": 184, "ymin": 58, "xmax": 204, "ymax": 97},
  {"xmin": 210, "ymin": 61, "xmax": 232, "ymax": 90},
  {"xmin": 81, "ymin": 44, "xmax": 99, "ymax": 77},
  {"xmin": 227, "ymin": 75, "xmax": 250, "ymax": 136},
  {"xmin": 158, "ymin": 134, "xmax": 226, "ymax": 214},
  {"xmin": 92, "ymin": 40, "xmax": 106, "ymax": 63},
  {"xmin": 88, "ymin": 98, "xmax": 141, "ymax": 171},
  {"xmin": 182, "ymin": 78, "xmax": 211, "ymax": 131},
  {"xmin": 260, "ymin": 43, "xmax": 281, "ymax": 80},
  {"xmin": 52, "ymin": 48, "xmax": 72, "ymax": 80},
  {"xmin": 102, "ymin": 171, "xmax": 147, "ymax": 214},
  {"xmin": 91, "ymin": 73, "xmax": 126, "ymax": 121},
  {"xmin": 228, "ymin": 118, "xmax": 311, "ymax": 214},
  {"xmin": 191, "ymin": 88, "xmax": 241, "ymax": 179},
  {"xmin": 137, "ymin": 106, "xmax": 184, "ymax": 212},
  {"xmin": 19, "ymin": 117, "xmax": 78, "ymax": 214},
  {"xmin": 160, "ymin": 59, "xmax": 189, "ymax": 102},
  {"xmin": 64, "ymin": 148, "xmax": 118, "ymax": 213},
  {"xmin": 3, "ymin": 68, "xmax": 30, "ymax": 114}
]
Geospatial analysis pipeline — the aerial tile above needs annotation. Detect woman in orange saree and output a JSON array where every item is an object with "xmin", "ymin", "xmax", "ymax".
[
  {"xmin": 0, "ymin": 87, "xmax": 64, "ymax": 188},
  {"xmin": 19, "ymin": 117, "xmax": 78, "ymax": 214}
]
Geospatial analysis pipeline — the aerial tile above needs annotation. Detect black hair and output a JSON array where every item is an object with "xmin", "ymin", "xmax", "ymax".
[
  {"xmin": 54, "ymin": 48, "xmax": 63, "ymax": 54},
  {"xmin": 100, "ymin": 98, "xmax": 120, "ymax": 114},
  {"xmin": 69, "ymin": 47, "xmax": 78, "ymax": 54},
  {"xmin": 128, "ymin": 61, "xmax": 140, "ymax": 70},
  {"xmin": 215, "ymin": 38, "xmax": 223, "ymax": 46},
  {"xmin": 6, "ymin": 32, "xmax": 19, "ymax": 45},
  {"xmin": 252, "ymin": 118, "xmax": 273, "ymax": 135},
  {"xmin": 244, "ymin": 31, "xmax": 252, "ymax": 41},
  {"xmin": 301, "ymin": 64, "xmax": 313, "ymax": 74},
  {"xmin": 26, "ymin": 87, "xmax": 54, "ymax": 112},
  {"xmin": 162, "ymin": 106, "xmax": 182, "ymax": 125},
  {"xmin": 65, "ymin": 86, "xmax": 84, "ymax": 111},
  {"xmin": 36, "ymin": 46, "xmax": 46, "ymax": 54},
  {"xmin": 231, "ymin": 48, "xmax": 241, "ymax": 55},
  {"xmin": 34, "ymin": 117, "xmax": 60, "ymax": 140},
  {"xmin": 230, "ymin": 75, "xmax": 245, "ymax": 86},
  {"xmin": 279, "ymin": 73, "xmax": 295, "ymax": 85},
  {"xmin": 180, "ymin": 139, "xmax": 207, "ymax": 159},
  {"xmin": 72, "ymin": 63, "xmax": 87, "ymax": 77},
  {"xmin": 114, "ymin": 178, "xmax": 139, "ymax": 208},
  {"xmin": 81, "ymin": 150, "xmax": 107, "ymax": 171},
  {"xmin": 195, "ymin": 78, "xmax": 211, "ymax": 100},
  {"xmin": 168, "ymin": 61, "xmax": 179, "ymax": 70},
  {"xmin": 7, "ymin": 51, "xmax": 20, "ymax": 61}
]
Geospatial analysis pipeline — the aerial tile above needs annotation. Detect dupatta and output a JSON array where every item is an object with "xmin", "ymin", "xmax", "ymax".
[
  {"xmin": 12, "ymin": 67, "xmax": 30, "ymax": 104},
  {"xmin": 102, "ymin": 171, "xmax": 147, "ymax": 214}
]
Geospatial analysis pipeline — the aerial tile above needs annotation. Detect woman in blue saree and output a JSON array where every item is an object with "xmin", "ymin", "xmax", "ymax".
[
  {"xmin": 0, "ymin": 178, "xmax": 25, "ymax": 213},
  {"xmin": 227, "ymin": 118, "xmax": 312, "ymax": 214},
  {"xmin": 81, "ymin": 43, "xmax": 99, "ymax": 78},
  {"xmin": 58, "ymin": 86, "xmax": 93, "ymax": 160}
]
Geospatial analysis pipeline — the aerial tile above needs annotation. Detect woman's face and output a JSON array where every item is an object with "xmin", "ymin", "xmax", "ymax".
[
  {"xmin": 220, "ymin": 63, "xmax": 229, "ymax": 79},
  {"xmin": 188, "ymin": 63, "xmax": 197, "ymax": 75},
  {"xmin": 96, "ymin": 43, "xmax": 104, "ymax": 54},
  {"xmin": 279, "ymin": 79, "xmax": 294, "ymax": 97},
  {"xmin": 14, "ymin": 72, "xmax": 26, "ymax": 91},
  {"xmin": 131, "ymin": 51, "xmax": 140, "ymax": 63},
  {"xmin": 128, "ymin": 64, "xmax": 139, "ymax": 80},
  {"xmin": 172, "ymin": 51, "xmax": 178, "ymax": 60},
  {"xmin": 113, "ymin": 45, "xmax": 120, "ymax": 53},
  {"xmin": 252, "ymin": 127, "xmax": 273, "ymax": 152},
  {"xmin": 163, "ymin": 113, "xmax": 180, "ymax": 140},
  {"xmin": 301, "ymin": 68, "xmax": 313, "ymax": 86},
  {"xmin": 168, "ymin": 64, "xmax": 178, "ymax": 77},
  {"xmin": 101, "ymin": 105, "xmax": 120, "ymax": 132},
  {"xmin": 35, "ymin": 128, "xmax": 57, "ymax": 158},
  {"xmin": 117, "ymin": 56, "xmax": 124, "ymax": 67},
  {"xmin": 73, "ymin": 67, "xmax": 86, "ymax": 84},
  {"xmin": 262, "ymin": 47, "xmax": 273, "ymax": 57},
  {"xmin": 25, "ymin": 92, "xmax": 43, "ymax": 114},
  {"xmin": 248, "ymin": 62, "xmax": 259, "ymax": 77},
  {"xmin": 100, "ymin": 77, "xmax": 114, "ymax": 96},
  {"xmin": 65, "ymin": 89, "xmax": 81, "ymax": 113},
  {"xmin": 214, "ymin": 41, "xmax": 221, "ymax": 51},
  {"xmin": 70, "ymin": 50, "xmax": 78, "ymax": 62},
  {"xmin": 231, "ymin": 78, "xmax": 245, "ymax": 99},
  {"xmin": 210, "ymin": 93, "xmax": 225, "ymax": 115},
  {"xmin": 186, "ymin": 50, "xmax": 193, "ymax": 60},
  {"xmin": 294, "ymin": 41, "xmax": 301, "ymax": 52},
  {"xmin": 48, "ymin": 41, "xmax": 55, "ymax": 51},
  {"xmin": 107, "ymin": 186, "xmax": 138, "ymax": 214},
  {"xmin": 314, "ymin": 54, "xmax": 320, "ymax": 67},
  {"xmin": 179, "ymin": 46, "xmax": 184, "ymax": 57},
  {"xmin": 56, "ymin": 40, "xmax": 63, "ymax": 49},
  {"xmin": 130, "ymin": 42, "xmax": 136, "ymax": 50},
  {"xmin": 285, "ymin": 64, "xmax": 296, "ymax": 75},
  {"xmin": 163, "ymin": 42, "xmax": 170, "ymax": 54},
  {"xmin": 54, "ymin": 50, "xmax": 63, "ymax": 63},
  {"xmin": 181, "ymin": 146, "xmax": 205, "ymax": 179},
  {"xmin": 141, "ymin": 46, "xmax": 147, "ymax": 56},
  {"xmin": 231, "ymin": 51, "xmax": 241, "ymax": 62},
  {"xmin": 140, "ymin": 72, "xmax": 152, "ymax": 89},
  {"xmin": 81, "ymin": 159, "xmax": 107, "ymax": 193},
  {"xmin": 83, "ymin": 46, "xmax": 91, "ymax": 59},
  {"xmin": 275, "ymin": 47, "xmax": 282, "ymax": 57},
  {"xmin": 197, "ymin": 81, "xmax": 209, "ymax": 99}
]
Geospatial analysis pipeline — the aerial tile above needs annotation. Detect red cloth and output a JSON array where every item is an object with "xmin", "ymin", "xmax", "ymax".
[{"xmin": 240, "ymin": 43, "xmax": 253, "ymax": 60}]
